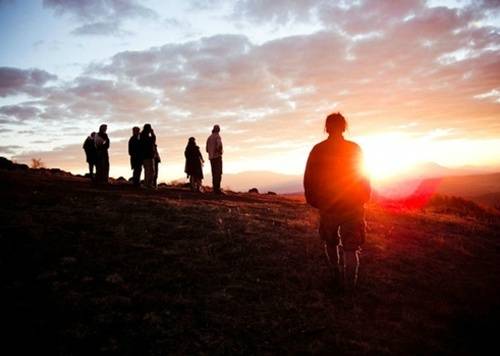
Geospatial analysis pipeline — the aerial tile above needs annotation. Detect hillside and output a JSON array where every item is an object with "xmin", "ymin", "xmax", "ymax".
[
  {"xmin": 1, "ymin": 163, "xmax": 499, "ymax": 355},
  {"xmin": 434, "ymin": 172, "xmax": 500, "ymax": 200}
]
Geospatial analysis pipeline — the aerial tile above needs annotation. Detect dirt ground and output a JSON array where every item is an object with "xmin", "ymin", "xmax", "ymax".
[{"xmin": 1, "ymin": 167, "xmax": 499, "ymax": 355}]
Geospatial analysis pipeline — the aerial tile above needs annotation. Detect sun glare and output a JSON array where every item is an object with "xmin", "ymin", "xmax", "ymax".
[{"xmin": 358, "ymin": 133, "xmax": 420, "ymax": 181}]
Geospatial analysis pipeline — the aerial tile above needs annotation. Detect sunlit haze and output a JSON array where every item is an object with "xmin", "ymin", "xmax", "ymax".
[{"xmin": 1, "ymin": 0, "xmax": 499, "ymax": 185}]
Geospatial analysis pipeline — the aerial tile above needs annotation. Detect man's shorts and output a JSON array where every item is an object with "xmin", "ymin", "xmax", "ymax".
[{"xmin": 319, "ymin": 212, "xmax": 366, "ymax": 251}]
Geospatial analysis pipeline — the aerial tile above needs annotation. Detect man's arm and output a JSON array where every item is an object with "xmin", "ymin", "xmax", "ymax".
[
  {"xmin": 303, "ymin": 147, "xmax": 319, "ymax": 208},
  {"xmin": 354, "ymin": 145, "xmax": 371, "ymax": 203},
  {"xmin": 217, "ymin": 136, "xmax": 223, "ymax": 155}
]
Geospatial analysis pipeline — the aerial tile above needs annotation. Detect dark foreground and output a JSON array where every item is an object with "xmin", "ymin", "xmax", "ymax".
[{"xmin": 1, "ymin": 167, "xmax": 499, "ymax": 355}]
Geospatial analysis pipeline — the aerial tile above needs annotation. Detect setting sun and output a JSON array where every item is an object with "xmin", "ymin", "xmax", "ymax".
[{"xmin": 359, "ymin": 133, "xmax": 420, "ymax": 181}]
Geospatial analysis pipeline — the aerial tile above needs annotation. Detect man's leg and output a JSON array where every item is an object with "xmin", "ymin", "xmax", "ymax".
[
  {"xmin": 189, "ymin": 175, "xmax": 195, "ymax": 191},
  {"xmin": 88, "ymin": 162, "xmax": 94, "ymax": 180},
  {"xmin": 133, "ymin": 163, "xmax": 141, "ymax": 186},
  {"xmin": 149, "ymin": 159, "xmax": 154, "ymax": 187},
  {"xmin": 210, "ymin": 158, "xmax": 221, "ymax": 193},
  {"xmin": 214, "ymin": 174, "xmax": 221, "ymax": 193},
  {"xmin": 144, "ymin": 159, "xmax": 154, "ymax": 187},
  {"xmin": 324, "ymin": 241, "xmax": 343, "ymax": 289},
  {"xmin": 320, "ymin": 213, "xmax": 342, "ymax": 289},
  {"xmin": 340, "ymin": 219, "xmax": 365, "ymax": 292},
  {"xmin": 103, "ymin": 158, "xmax": 109, "ymax": 183},
  {"xmin": 95, "ymin": 159, "xmax": 102, "ymax": 183},
  {"xmin": 343, "ymin": 249, "xmax": 359, "ymax": 292},
  {"xmin": 154, "ymin": 162, "xmax": 159, "ymax": 188}
]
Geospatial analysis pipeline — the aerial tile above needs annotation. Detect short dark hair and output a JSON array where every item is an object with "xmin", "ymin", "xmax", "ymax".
[
  {"xmin": 325, "ymin": 112, "xmax": 347, "ymax": 134},
  {"xmin": 99, "ymin": 124, "xmax": 107, "ymax": 133}
]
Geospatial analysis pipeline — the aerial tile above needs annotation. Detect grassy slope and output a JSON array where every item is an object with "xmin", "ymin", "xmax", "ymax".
[{"xmin": 1, "ymin": 169, "xmax": 499, "ymax": 355}]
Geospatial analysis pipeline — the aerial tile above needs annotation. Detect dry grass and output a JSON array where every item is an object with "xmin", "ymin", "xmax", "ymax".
[{"xmin": 1, "ymin": 168, "xmax": 499, "ymax": 355}]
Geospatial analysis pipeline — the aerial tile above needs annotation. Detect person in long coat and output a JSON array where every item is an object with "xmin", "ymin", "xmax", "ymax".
[
  {"xmin": 128, "ymin": 126, "xmax": 142, "ymax": 187},
  {"xmin": 83, "ymin": 132, "xmax": 96, "ymax": 180},
  {"xmin": 140, "ymin": 123, "xmax": 156, "ymax": 188},
  {"xmin": 94, "ymin": 124, "xmax": 110, "ymax": 184},
  {"xmin": 184, "ymin": 137, "xmax": 204, "ymax": 192}
]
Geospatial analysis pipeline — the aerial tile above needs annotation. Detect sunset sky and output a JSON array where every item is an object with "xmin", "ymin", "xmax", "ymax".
[{"xmin": 1, "ymin": 0, "xmax": 499, "ymax": 183}]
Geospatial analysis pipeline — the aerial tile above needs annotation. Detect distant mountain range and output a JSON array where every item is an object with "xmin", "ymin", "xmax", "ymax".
[
  {"xmin": 218, "ymin": 171, "xmax": 302, "ymax": 194},
  {"xmin": 216, "ymin": 162, "xmax": 499, "ymax": 194}
]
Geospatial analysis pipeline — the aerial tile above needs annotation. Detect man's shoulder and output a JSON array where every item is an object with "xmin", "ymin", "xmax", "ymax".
[
  {"xmin": 309, "ymin": 138, "xmax": 361, "ymax": 157},
  {"xmin": 342, "ymin": 139, "xmax": 361, "ymax": 151},
  {"xmin": 311, "ymin": 139, "xmax": 329, "ymax": 151}
]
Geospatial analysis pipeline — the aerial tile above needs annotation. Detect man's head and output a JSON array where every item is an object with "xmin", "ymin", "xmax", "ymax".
[
  {"xmin": 325, "ymin": 112, "xmax": 347, "ymax": 135},
  {"xmin": 143, "ymin": 123, "xmax": 152, "ymax": 134},
  {"xmin": 99, "ymin": 124, "xmax": 107, "ymax": 134},
  {"xmin": 132, "ymin": 126, "xmax": 140, "ymax": 135},
  {"xmin": 212, "ymin": 124, "xmax": 220, "ymax": 133},
  {"xmin": 90, "ymin": 132, "xmax": 96, "ymax": 138}
]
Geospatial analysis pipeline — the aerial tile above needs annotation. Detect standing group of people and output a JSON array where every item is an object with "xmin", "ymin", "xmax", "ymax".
[
  {"xmin": 83, "ymin": 114, "xmax": 371, "ymax": 293},
  {"xmin": 128, "ymin": 124, "xmax": 161, "ymax": 188},
  {"xmin": 83, "ymin": 123, "xmax": 224, "ymax": 194},
  {"xmin": 83, "ymin": 124, "xmax": 110, "ymax": 184},
  {"xmin": 183, "ymin": 124, "xmax": 224, "ymax": 194}
]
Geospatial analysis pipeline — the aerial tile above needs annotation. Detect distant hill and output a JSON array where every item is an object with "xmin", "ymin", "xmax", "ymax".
[
  {"xmin": 216, "ymin": 171, "xmax": 302, "ymax": 193},
  {"xmin": 433, "ymin": 172, "xmax": 500, "ymax": 207},
  {"xmin": 396, "ymin": 161, "xmax": 495, "ymax": 180},
  {"xmin": 215, "ymin": 162, "xmax": 499, "ymax": 198}
]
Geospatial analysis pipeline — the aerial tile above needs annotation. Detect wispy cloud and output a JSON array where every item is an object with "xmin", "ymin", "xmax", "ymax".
[{"xmin": 43, "ymin": 0, "xmax": 158, "ymax": 36}]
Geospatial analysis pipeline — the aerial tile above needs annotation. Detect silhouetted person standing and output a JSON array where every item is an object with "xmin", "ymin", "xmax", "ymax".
[
  {"xmin": 128, "ymin": 126, "xmax": 142, "ymax": 187},
  {"xmin": 140, "ymin": 124, "xmax": 156, "ymax": 188},
  {"xmin": 185, "ymin": 137, "xmax": 204, "ymax": 192},
  {"xmin": 94, "ymin": 124, "xmax": 110, "ymax": 184},
  {"xmin": 83, "ymin": 132, "xmax": 96, "ymax": 181},
  {"xmin": 304, "ymin": 113, "xmax": 371, "ymax": 293},
  {"xmin": 153, "ymin": 144, "xmax": 161, "ymax": 188},
  {"xmin": 206, "ymin": 124, "xmax": 223, "ymax": 194}
]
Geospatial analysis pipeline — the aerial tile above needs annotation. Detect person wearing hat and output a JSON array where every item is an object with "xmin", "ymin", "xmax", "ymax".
[
  {"xmin": 304, "ymin": 112, "xmax": 371, "ymax": 294},
  {"xmin": 206, "ymin": 124, "xmax": 224, "ymax": 194}
]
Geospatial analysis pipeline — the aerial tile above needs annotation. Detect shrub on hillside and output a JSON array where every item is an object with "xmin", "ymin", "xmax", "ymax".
[
  {"xmin": 425, "ymin": 194, "xmax": 497, "ymax": 220},
  {"xmin": 31, "ymin": 158, "xmax": 45, "ymax": 169}
]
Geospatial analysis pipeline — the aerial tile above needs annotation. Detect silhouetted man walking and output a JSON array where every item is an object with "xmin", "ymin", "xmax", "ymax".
[
  {"xmin": 304, "ymin": 112, "xmax": 371, "ymax": 293},
  {"xmin": 206, "ymin": 124, "xmax": 223, "ymax": 194},
  {"xmin": 128, "ymin": 127, "xmax": 142, "ymax": 187}
]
